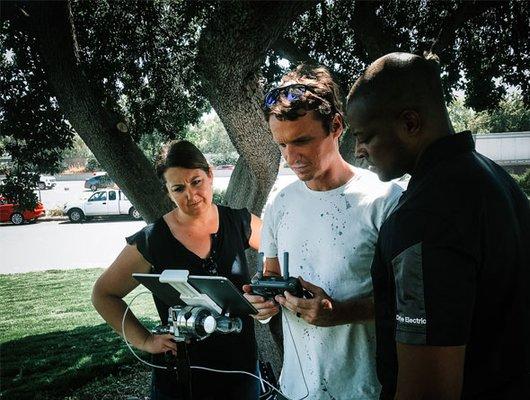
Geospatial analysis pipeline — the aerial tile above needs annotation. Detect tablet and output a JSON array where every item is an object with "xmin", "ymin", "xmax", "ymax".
[
  {"xmin": 132, "ymin": 273, "xmax": 186, "ymax": 307},
  {"xmin": 133, "ymin": 273, "xmax": 257, "ymax": 316}
]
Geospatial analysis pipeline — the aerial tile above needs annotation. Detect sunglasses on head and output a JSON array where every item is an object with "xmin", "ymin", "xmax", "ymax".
[{"xmin": 263, "ymin": 83, "xmax": 316, "ymax": 110}]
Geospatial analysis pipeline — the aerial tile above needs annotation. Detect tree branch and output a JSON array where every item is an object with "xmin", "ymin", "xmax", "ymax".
[
  {"xmin": 430, "ymin": 1, "xmax": 499, "ymax": 55},
  {"xmin": 272, "ymin": 37, "xmax": 319, "ymax": 66},
  {"xmin": 351, "ymin": 0, "xmax": 399, "ymax": 60},
  {"xmin": 0, "ymin": 1, "xmax": 24, "ymax": 23}
]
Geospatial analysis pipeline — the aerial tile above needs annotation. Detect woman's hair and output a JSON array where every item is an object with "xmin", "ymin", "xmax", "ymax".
[{"xmin": 156, "ymin": 140, "xmax": 210, "ymax": 183}]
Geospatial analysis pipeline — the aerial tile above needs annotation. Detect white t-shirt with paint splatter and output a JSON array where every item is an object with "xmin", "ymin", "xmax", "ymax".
[{"xmin": 260, "ymin": 167, "xmax": 403, "ymax": 400}]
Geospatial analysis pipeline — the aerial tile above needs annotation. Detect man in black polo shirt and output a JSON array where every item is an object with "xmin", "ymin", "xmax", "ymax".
[{"xmin": 346, "ymin": 52, "xmax": 530, "ymax": 399}]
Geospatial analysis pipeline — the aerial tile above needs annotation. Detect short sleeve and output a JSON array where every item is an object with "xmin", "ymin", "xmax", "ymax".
[
  {"xmin": 126, "ymin": 227, "xmax": 156, "ymax": 266},
  {"xmin": 259, "ymin": 195, "xmax": 278, "ymax": 258},
  {"xmin": 373, "ymin": 181, "xmax": 404, "ymax": 230},
  {"xmin": 220, "ymin": 206, "xmax": 252, "ymax": 249},
  {"xmin": 393, "ymin": 214, "xmax": 476, "ymax": 346}
]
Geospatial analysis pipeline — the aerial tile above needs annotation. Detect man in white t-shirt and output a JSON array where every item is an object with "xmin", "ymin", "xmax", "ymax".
[{"xmin": 243, "ymin": 65, "xmax": 403, "ymax": 400}]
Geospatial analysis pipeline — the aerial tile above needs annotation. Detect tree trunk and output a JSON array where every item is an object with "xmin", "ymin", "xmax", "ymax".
[
  {"xmin": 197, "ymin": 0, "xmax": 316, "ymax": 375},
  {"xmin": 26, "ymin": 1, "xmax": 173, "ymax": 223},
  {"xmin": 197, "ymin": 1, "xmax": 315, "ymax": 216},
  {"xmin": 340, "ymin": 128, "xmax": 369, "ymax": 169}
]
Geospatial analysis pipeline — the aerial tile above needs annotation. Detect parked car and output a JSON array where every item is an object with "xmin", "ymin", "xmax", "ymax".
[
  {"xmin": 63, "ymin": 188, "xmax": 141, "ymax": 222},
  {"xmin": 0, "ymin": 196, "xmax": 45, "ymax": 225},
  {"xmin": 215, "ymin": 164, "xmax": 235, "ymax": 170},
  {"xmin": 0, "ymin": 174, "xmax": 56, "ymax": 190},
  {"xmin": 84, "ymin": 173, "xmax": 115, "ymax": 191},
  {"xmin": 38, "ymin": 175, "xmax": 56, "ymax": 190}
]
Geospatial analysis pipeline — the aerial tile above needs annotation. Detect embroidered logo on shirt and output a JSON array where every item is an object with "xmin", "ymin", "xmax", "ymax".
[{"xmin": 396, "ymin": 314, "xmax": 427, "ymax": 325}]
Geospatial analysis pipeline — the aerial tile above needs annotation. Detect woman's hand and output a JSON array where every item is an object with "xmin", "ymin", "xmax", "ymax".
[
  {"xmin": 242, "ymin": 285, "xmax": 280, "ymax": 321},
  {"xmin": 141, "ymin": 333, "xmax": 178, "ymax": 355}
]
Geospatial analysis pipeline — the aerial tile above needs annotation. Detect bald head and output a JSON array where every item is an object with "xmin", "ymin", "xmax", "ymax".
[
  {"xmin": 347, "ymin": 52, "xmax": 448, "ymax": 121},
  {"xmin": 345, "ymin": 53, "xmax": 454, "ymax": 181}
]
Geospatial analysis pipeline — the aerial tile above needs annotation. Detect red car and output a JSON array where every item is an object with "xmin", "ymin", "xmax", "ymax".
[{"xmin": 0, "ymin": 196, "xmax": 46, "ymax": 225}]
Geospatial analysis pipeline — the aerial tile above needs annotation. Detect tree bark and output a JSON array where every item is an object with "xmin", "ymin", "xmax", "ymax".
[
  {"xmin": 339, "ymin": 127, "xmax": 369, "ymax": 169},
  {"xmin": 25, "ymin": 1, "xmax": 173, "ymax": 223}
]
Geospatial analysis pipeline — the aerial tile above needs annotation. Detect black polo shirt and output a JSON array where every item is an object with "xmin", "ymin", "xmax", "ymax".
[{"xmin": 372, "ymin": 132, "xmax": 530, "ymax": 399}]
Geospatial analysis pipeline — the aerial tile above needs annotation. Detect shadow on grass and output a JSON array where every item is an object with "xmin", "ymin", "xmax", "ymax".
[{"xmin": 1, "ymin": 321, "xmax": 154, "ymax": 399}]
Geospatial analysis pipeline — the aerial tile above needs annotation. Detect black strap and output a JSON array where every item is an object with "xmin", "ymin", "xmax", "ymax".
[{"xmin": 176, "ymin": 342, "xmax": 192, "ymax": 400}]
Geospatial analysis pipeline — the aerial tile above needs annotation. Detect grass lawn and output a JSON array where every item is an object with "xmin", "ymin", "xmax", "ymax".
[{"xmin": 0, "ymin": 268, "xmax": 159, "ymax": 399}]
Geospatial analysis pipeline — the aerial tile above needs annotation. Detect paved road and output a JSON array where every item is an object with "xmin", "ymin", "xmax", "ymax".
[{"xmin": 0, "ymin": 218, "xmax": 146, "ymax": 274}]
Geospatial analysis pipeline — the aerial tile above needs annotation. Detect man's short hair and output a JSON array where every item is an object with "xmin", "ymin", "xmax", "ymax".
[
  {"xmin": 264, "ymin": 64, "xmax": 344, "ymax": 133},
  {"xmin": 346, "ymin": 52, "xmax": 444, "ymax": 118}
]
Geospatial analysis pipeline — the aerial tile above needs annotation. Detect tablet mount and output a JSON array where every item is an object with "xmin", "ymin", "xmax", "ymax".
[{"xmin": 145, "ymin": 270, "xmax": 243, "ymax": 342}]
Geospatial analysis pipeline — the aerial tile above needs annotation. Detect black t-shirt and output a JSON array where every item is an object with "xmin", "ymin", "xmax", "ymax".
[
  {"xmin": 126, "ymin": 205, "xmax": 257, "ymax": 398},
  {"xmin": 372, "ymin": 132, "xmax": 530, "ymax": 399}
]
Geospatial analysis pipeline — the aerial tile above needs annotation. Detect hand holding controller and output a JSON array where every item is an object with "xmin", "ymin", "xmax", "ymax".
[{"xmin": 250, "ymin": 252, "xmax": 311, "ymax": 300}]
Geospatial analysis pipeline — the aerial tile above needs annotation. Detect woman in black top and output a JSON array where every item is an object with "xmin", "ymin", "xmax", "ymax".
[{"xmin": 92, "ymin": 141, "xmax": 262, "ymax": 399}]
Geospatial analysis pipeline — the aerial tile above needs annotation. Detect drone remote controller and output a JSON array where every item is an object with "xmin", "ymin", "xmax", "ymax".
[{"xmin": 250, "ymin": 252, "xmax": 311, "ymax": 300}]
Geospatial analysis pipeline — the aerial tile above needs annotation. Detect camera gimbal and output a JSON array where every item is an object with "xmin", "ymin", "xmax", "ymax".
[{"xmin": 145, "ymin": 270, "xmax": 243, "ymax": 342}]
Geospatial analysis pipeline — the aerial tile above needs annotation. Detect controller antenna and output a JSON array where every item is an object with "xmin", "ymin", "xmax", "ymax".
[
  {"xmin": 256, "ymin": 252, "xmax": 264, "ymax": 280},
  {"xmin": 283, "ymin": 252, "xmax": 289, "ymax": 279}
]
